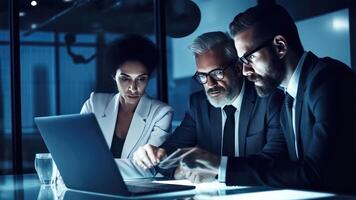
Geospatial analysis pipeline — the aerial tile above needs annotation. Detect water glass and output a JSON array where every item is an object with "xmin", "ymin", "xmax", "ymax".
[{"xmin": 35, "ymin": 153, "xmax": 58, "ymax": 185}]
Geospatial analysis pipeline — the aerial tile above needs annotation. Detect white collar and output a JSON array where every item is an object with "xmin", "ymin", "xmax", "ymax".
[{"xmin": 285, "ymin": 51, "xmax": 307, "ymax": 98}]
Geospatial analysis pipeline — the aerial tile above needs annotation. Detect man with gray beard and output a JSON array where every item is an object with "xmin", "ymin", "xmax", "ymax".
[{"xmin": 133, "ymin": 31, "xmax": 287, "ymax": 182}]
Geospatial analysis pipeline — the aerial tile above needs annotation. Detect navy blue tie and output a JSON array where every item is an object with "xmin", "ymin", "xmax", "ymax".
[
  {"xmin": 285, "ymin": 93, "xmax": 299, "ymax": 159},
  {"xmin": 222, "ymin": 105, "xmax": 236, "ymax": 156}
]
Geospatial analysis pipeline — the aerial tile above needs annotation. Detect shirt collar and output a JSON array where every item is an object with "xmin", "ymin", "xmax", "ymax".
[{"xmin": 285, "ymin": 51, "xmax": 307, "ymax": 99}]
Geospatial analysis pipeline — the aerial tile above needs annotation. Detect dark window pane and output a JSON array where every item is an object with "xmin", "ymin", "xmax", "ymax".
[
  {"xmin": 0, "ymin": 0, "xmax": 13, "ymax": 175},
  {"xmin": 18, "ymin": 0, "xmax": 157, "ymax": 173}
]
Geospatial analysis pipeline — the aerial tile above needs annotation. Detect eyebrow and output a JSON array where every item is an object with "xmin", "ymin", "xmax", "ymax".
[{"xmin": 119, "ymin": 73, "xmax": 149, "ymax": 78}]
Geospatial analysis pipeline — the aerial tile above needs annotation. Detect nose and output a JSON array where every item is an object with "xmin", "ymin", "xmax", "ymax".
[
  {"xmin": 242, "ymin": 63, "xmax": 254, "ymax": 77},
  {"xmin": 128, "ymin": 80, "xmax": 138, "ymax": 93},
  {"xmin": 206, "ymin": 75, "xmax": 218, "ymax": 87}
]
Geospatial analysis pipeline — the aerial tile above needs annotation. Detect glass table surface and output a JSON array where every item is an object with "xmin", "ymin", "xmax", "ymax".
[{"xmin": 0, "ymin": 174, "xmax": 355, "ymax": 200}]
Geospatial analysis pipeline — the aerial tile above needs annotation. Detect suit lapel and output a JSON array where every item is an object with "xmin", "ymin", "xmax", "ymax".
[
  {"xmin": 238, "ymin": 81, "xmax": 255, "ymax": 156},
  {"xmin": 208, "ymin": 102, "xmax": 222, "ymax": 155},
  {"xmin": 99, "ymin": 94, "xmax": 119, "ymax": 148},
  {"xmin": 121, "ymin": 94, "xmax": 150, "ymax": 158},
  {"xmin": 280, "ymin": 103, "xmax": 298, "ymax": 161},
  {"xmin": 294, "ymin": 52, "xmax": 318, "ymax": 159},
  {"xmin": 294, "ymin": 96, "xmax": 303, "ymax": 159}
]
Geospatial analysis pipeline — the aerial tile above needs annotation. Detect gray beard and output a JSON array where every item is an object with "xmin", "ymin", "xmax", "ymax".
[
  {"xmin": 206, "ymin": 89, "xmax": 238, "ymax": 108},
  {"xmin": 207, "ymin": 95, "xmax": 230, "ymax": 108}
]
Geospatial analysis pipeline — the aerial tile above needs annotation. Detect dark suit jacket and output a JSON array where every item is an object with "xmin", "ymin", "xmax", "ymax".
[
  {"xmin": 161, "ymin": 80, "xmax": 287, "ymax": 160},
  {"xmin": 225, "ymin": 52, "xmax": 356, "ymax": 193}
]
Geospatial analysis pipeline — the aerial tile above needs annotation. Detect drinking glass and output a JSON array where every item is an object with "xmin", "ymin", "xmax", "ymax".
[{"xmin": 35, "ymin": 153, "xmax": 58, "ymax": 185}]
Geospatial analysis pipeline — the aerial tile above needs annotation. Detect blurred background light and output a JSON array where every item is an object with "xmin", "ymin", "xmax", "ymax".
[
  {"xmin": 31, "ymin": 1, "xmax": 38, "ymax": 7},
  {"xmin": 332, "ymin": 17, "xmax": 349, "ymax": 31}
]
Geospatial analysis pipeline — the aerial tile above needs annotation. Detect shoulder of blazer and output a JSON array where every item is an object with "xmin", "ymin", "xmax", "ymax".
[
  {"xmin": 136, "ymin": 94, "xmax": 173, "ymax": 120},
  {"xmin": 295, "ymin": 52, "xmax": 345, "ymax": 94},
  {"xmin": 145, "ymin": 95, "xmax": 173, "ymax": 114},
  {"xmin": 89, "ymin": 92, "xmax": 117, "ymax": 111},
  {"xmin": 90, "ymin": 92, "xmax": 116, "ymax": 104},
  {"xmin": 311, "ymin": 56, "xmax": 353, "ymax": 81},
  {"xmin": 189, "ymin": 90, "xmax": 207, "ymax": 108},
  {"xmin": 301, "ymin": 52, "xmax": 353, "ymax": 94}
]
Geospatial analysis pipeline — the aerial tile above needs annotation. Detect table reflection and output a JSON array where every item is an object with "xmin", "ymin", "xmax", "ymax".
[
  {"xmin": 1, "ymin": 174, "xmax": 354, "ymax": 200},
  {"xmin": 37, "ymin": 185, "xmax": 57, "ymax": 200}
]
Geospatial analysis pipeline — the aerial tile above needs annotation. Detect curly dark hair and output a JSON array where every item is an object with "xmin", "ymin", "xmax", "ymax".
[{"xmin": 106, "ymin": 34, "xmax": 159, "ymax": 76}]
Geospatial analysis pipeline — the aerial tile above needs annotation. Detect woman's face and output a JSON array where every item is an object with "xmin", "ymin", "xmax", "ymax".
[{"xmin": 114, "ymin": 61, "xmax": 149, "ymax": 105}]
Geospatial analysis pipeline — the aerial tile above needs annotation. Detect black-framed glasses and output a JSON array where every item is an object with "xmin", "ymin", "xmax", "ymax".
[
  {"xmin": 193, "ymin": 61, "xmax": 236, "ymax": 84},
  {"xmin": 238, "ymin": 38, "xmax": 273, "ymax": 65}
]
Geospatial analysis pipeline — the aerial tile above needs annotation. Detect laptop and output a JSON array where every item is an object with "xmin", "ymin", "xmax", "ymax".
[{"xmin": 34, "ymin": 113, "xmax": 195, "ymax": 196}]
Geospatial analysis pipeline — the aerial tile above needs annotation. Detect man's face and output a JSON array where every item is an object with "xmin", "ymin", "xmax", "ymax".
[
  {"xmin": 195, "ymin": 50, "xmax": 242, "ymax": 108},
  {"xmin": 234, "ymin": 28, "xmax": 285, "ymax": 97}
]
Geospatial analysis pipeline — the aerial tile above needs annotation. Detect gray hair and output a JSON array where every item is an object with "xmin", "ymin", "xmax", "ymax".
[{"xmin": 189, "ymin": 31, "xmax": 238, "ymax": 62}]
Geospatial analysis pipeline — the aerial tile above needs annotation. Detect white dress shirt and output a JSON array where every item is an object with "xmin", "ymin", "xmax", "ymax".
[
  {"xmin": 284, "ymin": 51, "xmax": 307, "ymax": 159},
  {"xmin": 218, "ymin": 80, "xmax": 245, "ymax": 182},
  {"xmin": 221, "ymin": 79, "xmax": 245, "ymax": 157}
]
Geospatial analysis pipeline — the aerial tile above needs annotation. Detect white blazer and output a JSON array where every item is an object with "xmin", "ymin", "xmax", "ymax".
[{"xmin": 80, "ymin": 92, "xmax": 173, "ymax": 179}]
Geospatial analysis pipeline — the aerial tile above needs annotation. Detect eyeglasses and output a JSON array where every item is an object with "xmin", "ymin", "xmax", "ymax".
[
  {"xmin": 238, "ymin": 38, "xmax": 273, "ymax": 65},
  {"xmin": 193, "ymin": 61, "xmax": 236, "ymax": 84}
]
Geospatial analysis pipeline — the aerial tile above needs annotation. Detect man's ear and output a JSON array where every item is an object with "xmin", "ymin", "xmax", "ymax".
[{"xmin": 272, "ymin": 35, "xmax": 288, "ymax": 59}]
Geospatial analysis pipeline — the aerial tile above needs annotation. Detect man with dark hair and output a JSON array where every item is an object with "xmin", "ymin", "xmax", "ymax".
[
  {"xmin": 132, "ymin": 31, "xmax": 287, "ymax": 182},
  {"xmin": 180, "ymin": 5, "xmax": 356, "ymax": 193}
]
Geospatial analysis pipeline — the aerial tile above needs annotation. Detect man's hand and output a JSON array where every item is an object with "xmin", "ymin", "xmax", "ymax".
[
  {"xmin": 174, "ymin": 166, "xmax": 216, "ymax": 184},
  {"xmin": 180, "ymin": 147, "xmax": 220, "ymax": 174},
  {"xmin": 133, "ymin": 144, "xmax": 166, "ymax": 169}
]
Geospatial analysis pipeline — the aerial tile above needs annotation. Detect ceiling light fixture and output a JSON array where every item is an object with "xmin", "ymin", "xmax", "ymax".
[{"xmin": 31, "ymin": 1, "xmax": 38, "ymax": 7}]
